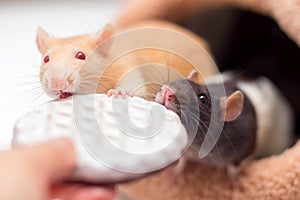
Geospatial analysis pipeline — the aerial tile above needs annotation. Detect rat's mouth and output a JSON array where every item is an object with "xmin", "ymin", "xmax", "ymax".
[{"xmin": 59, "ymin": 91, "xmax": 73, "ymax": 99}]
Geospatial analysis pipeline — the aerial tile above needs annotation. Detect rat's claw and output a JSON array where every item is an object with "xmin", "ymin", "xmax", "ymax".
[
  {"xmin": 117, "ymin": 87, "xmax": 126, "ymax": 99},
  {"xmin": 107, "ymin": 88, "xmax": 132, "ymax": 99},
  {"xmin": 107, "ymin": 89, "xmax": 115, "ymax": 97},
  {"xmin": 127, "ymin": 91, "xmax": 133, "ymax": 97}
]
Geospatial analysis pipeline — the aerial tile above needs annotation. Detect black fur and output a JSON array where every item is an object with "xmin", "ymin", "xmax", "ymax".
[{"xmin": 156, "ymin": 78, "xmax": 257, "ymax": 167}]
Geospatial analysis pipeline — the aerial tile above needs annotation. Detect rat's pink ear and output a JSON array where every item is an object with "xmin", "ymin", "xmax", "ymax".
[
  {"xmin": 93, "ymin": 23, "xmax": 115, "ymax": 56},
  {"xmin": 36, "ymin": 26, "xmax": 50, "ymax": 54},
  {"xmin": 187, "ymin": 70, "xmax": 203, "ymax": 83},
  {"xmin": 220, "ymin": 91, "xmax": 244, "ymax": 122}
]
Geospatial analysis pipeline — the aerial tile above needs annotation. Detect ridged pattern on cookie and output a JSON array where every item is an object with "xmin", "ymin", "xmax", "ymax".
[{"xmin": 13, "ymin": 94, "xmax": 187, "ymax": 183}]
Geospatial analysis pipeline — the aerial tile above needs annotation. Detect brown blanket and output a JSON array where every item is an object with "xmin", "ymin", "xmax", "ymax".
[{"xmin": 120, "ymin": 141, "xmax": 300, "ymax": 199}]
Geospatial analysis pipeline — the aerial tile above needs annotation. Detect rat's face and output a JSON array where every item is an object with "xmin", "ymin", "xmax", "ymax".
[
  {"xmin": 36, "ymin": 25, "xmax": 114, "ymax": 99},
  {"xmin": 155, "ymin": 79, "xmax": 212, "ymax": 136},
  {"xmin": 156, "ymin": 74, "xmax": 246, "ymax": 158},
  {"xmin": 39, "ymin": 36, "xmax": 96, "ymax": 98}
]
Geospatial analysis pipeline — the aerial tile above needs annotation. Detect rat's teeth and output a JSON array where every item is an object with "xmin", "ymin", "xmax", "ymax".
[
  {"xmin": 13, "ymin": 94, "xmax": 188, "ymax": 184},
  {"xmin": 59, "ymin": 91, "xmax": 73, "ymax": 99}
]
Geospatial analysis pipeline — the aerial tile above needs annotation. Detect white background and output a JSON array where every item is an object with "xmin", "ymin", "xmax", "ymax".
[{"xmin": 0, "ymin": 0, "xmax": 122, "ymax": 150}]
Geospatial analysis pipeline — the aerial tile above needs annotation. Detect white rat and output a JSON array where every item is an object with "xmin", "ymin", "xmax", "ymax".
[
  {"xmin": 37, "ymin": 24, "xmax": 123, "ymax": 98},
  {"xmin": 36, "ymin": 20, "xmax": 216, "ymax": 99}
]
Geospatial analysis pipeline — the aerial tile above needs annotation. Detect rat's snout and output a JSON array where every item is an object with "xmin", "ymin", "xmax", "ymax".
[
  {"xmin": 155, "ymin": 85, "xmax": 180, "ymax": 115},
  {"xmin": 42, "ymin": 72, "xmax": 78, "ymax": 98},
  {"xmin": 155, "ymin": 85, "xmax": 176, "ymax": 106},
  {"xmin": 163, "ymin": 86, "xmax": 176, "ymax": 102},
  {"xmin": 50, "ymin": 78, "xmax": 64, "ymax": 90},
  {"xmin": 49, "ymin": 77, "xmax": 74, "ymax": 91}
]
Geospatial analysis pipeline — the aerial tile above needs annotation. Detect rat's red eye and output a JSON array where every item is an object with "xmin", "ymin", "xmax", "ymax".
[
  {"xmin": 43, "ymin": 55, "xmax": 50, "ymax": 63},
  {"xmin": 75, "ymin": 51, "xmax": 86, "ymax": 60}
]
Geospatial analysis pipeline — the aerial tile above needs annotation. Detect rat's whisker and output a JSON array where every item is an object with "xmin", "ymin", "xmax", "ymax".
[
  {"xmin": 79, "ymin": 80, "xmax": 99, "ymax": 85},
  {"xmin": 30, "ymin": 90, "xmax": 49, "ymax": 108},
  {"xmin": 78, "ymin": 82, "xmax": 107, "ymax": 92},
  {"xmin": 97, "ymin": 75, "xmax": 121, "ymax": 81},
  {"xmin": 143, "ymin": 68, "xmax": 169, "ymax": 84},
  {"xmin": 9, "ymin": 87, "xmax": 46, "ymax": 118},
  {"xmin": 11, "ymin": 81, "xmax": 41, "ymax": 90},
  {"xmin": 187, "ymin": 107, "xmax": 236, "ymax": 161}
]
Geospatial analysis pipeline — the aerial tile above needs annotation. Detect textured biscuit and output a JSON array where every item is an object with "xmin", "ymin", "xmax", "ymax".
[{"xmin": 13, "ymin": 94, "xmax": 187, "ymax": 183}]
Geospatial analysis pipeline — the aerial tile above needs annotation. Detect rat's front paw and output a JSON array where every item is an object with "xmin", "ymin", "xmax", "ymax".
[{"xmin": 107, "ymin": 87, "xmax": 133, "ymax": 99}]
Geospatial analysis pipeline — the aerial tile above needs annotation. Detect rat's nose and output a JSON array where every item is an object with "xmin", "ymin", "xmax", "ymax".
[
  {"xmin": 162, "ymin": 86, "xmax": 175, "ymax": 101},
  {"xmin": 50, "ymin": 78, "xmax": 65, "ymax": 90}
]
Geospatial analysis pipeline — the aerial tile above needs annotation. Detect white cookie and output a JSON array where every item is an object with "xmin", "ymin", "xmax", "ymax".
[{"xmin": 13, "ymin": 94, "xmax": 188, "ymax": 183}]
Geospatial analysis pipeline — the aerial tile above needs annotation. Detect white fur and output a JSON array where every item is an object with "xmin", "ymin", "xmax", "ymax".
[
  {"xmin": 237, "ymin": 77, "xmax": 293, "ymax": 157},
  {"xmin": 204, "ymin": 71, "xmax": 234, "ymax": 85}
]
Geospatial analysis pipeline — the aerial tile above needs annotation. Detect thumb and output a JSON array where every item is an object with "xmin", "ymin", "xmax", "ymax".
[{"xmin": 18, "ymin": 138, "xmax": 76, "ymax": 182}]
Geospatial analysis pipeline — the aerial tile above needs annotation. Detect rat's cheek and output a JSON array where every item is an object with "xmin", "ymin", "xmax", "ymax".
[
  {"xmin": 73, "ymin": 62, "xmax": 84, "ymax": 71},
  {"xmin": 39, "ymin": 67, "xmax": 46, "ymax": 78},
  {"xmin": 154, "ymin": 92, "xmax": 163, "ymax": 104},
  {"xmin": 73, "ymin": 75, "xmax": 82, "ymax": 92},
  {"xmin": 39, "ymin": 72, "xmax": 48, "ymax": 90}
]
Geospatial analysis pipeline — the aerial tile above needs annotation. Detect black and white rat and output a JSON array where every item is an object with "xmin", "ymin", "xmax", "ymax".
[{"xmin": 155, "ymin": 70, "xmax": 293, "ymax": 174}]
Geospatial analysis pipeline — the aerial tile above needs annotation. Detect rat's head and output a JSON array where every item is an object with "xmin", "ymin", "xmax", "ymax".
[
  {"xmin": 155, "ymin": 71, "xmax": 244, "ymax": 135},
  {"xmin": 36, "ymin": 24, "xmax": 114, "ymax": 99},
  {"xmin": 155, "ymin": 71, "xmax": 211, "ymax": 131}
]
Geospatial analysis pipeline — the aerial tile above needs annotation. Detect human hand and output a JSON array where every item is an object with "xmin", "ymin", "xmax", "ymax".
[{"xmin": 0, "ymin": 138, "xmax": 115, "ymax": 200}]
